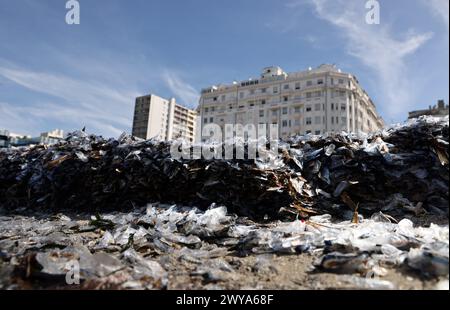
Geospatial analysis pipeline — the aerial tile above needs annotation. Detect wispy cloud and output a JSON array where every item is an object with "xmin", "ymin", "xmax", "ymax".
[
  {"xmin": 426, "ymin": 0, "xmax": 449, "ymax": 30},
  {"xmin": 163, "ymin": 70, "xmax": 200, "ymax": 109},
  {"xmin": 303, "ymin": 0, "xmax": 433, "ymax": 120},
  {"xmin": 0, "ymin": 65, "xmax": 140, "ymax": 137}
]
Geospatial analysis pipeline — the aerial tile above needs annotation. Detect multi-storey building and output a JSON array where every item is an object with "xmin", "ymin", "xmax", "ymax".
[
  {"xmin": 0, "ymin": 129, "xmax": 64, "ymax": 148},
  {"xmin": 198, "ymin": 65, "xmax": 384, "ymax": 141},
  {"xmin": 132, "ymin": 94, "xmax": 197, "ymax": 142},
  {"xmin": 0, "ymin": 130, "xmax": 9, "ymax": 148},
  {"xmin": 408, "ymin": 100, "xmax": 449, "ymax": 119},
  {"xmin": 39, "ymin": 129, "xmax": 64, "ymax": 145}
]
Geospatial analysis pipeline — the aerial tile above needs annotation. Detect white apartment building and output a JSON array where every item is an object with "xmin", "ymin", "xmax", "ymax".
[
  {"xmin": 132, "ymin": 94, "xmax": 197, "ymax": 142},
  {"xmin": 198, "ymin": 65, "xmax": 384, "ymax": 141}
]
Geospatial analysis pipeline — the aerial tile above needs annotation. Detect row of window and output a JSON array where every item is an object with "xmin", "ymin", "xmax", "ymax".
[
  {"xmin": 205, "ymin": 102, "xmax": 351, "ymax": 115},
  {"xmin": 204, "ymin": 115, "xmax": 348, "ymax": 127},
  {"xmin": 206, "ymin": 78, "xmax": 349, "ymax": 102},
  {"xmin": 204, "ymin": 92, "xmax": 351, "ymax": 113}
]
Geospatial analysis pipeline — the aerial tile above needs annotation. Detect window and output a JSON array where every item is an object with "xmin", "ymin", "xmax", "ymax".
[
  {"xmin": 342, "ymin": 117, "xmax": 347, "ymax": 123},
  {"xmin": 331, "ymin": 117, "xmax": 334, "ymax": 125},
  {"xmin": 315, "ymin": 103, "xmax": 321, "ymax": 111},
  {"xmin": 282, "ymin": 120, "xmax": 288, "ymax": 127},
  {"xmin": 283, "ymin": 96, "xmax": 289, "ymax": 102},
  {"xmin": 306, "ymin": 117, "xmax": 312, "ymax": 125},
  {"xmin": 273, "ymin": 87, "xmax": 278, "ymax": 94},
  {"xmin": 341, "ymin": 104, "xmax": 346, "ymax": 111},
  {"xmin": 306, "ymin": 105, "xmax": 312, "ymax": 112},
  {"xmin": 317, "ymin": 79, "xmax": 324, "ymax": 85},
  {"xmin": 315, "ymin": 91, "xmax": 322, "ymax": 97},
  {"xmin": 240, "ymin": 92, "xmax": 244, "ymax": 99},
  {"xmin": 315, "ymin": 130, "xmax": 321, "ymax": 135},
  {"xmin": 213, "ymin": 97, "xmax": 218, "ymax": 101},
  {"xmin": 294, "ymin": 107, "xmax": 301, "ymax": 113},
  {"xmin": 204, "ymin": 118, "xmax": 208, "ymax": 124},
  {"xmin": 331, "ymin": 103, "xmax": 334, "ymax": 110},
  {"xmin": 339, "ymin": 91, "xmax": 346, "ymax": 97},
  {"xmin": 306, "ymin": 92, "xmax": 312, "ymax": 99},
  {"xmin": 306, "ymin": 130, "xmax": 312, "ymax": 134},
  {"xmin": 295, "ymin": 82, "xmax": 301, "ymax": 90},
  {"xmin": 221, "ymin": 95, "xmax": 226, "ymax": 101},
  {"xmin": 259, "ymin": 110, "xmax": 265, "ymax": 117},
  {"xmin": 284, "ymin": 84, "xmax": 289, "ymax": 90},
  {"xmin": 294, "ymin": 119, "xmax": 300, "ymax": 126},
  {"xmin": 272, "ymin": 110, "xmax": 278, "ymax": 116},
  {"xmin": 250, "ymin": 89, "xmax": 255, "ymax": 95},
  {"xmin": 210, "ymin": 117, "xmax": 214, "ymax": 123},
  {"xmin": 330, "ymin": 78, "xmax": 334, "ymax": 85},
  {"xmin": 261, "ymin": 99, "xmax": 266, "ymax": 105},
  {"xmin": 261, "ymin": 88, "xmax": 267, "ymax": 93},
  {"xmin": 282, "ymin": 107, "xmax": 288, "ymax": 115},
  {"xmin": 306, "ymin": 80, "xmax": 313, "ymax": 86},
  {"xmin": 339, "ymin": 79, "xmax": 344, "ymax": 84},
  {"xmin": 315, "ymin": 116, "xmax": 321, "ymax": 124},
  {"xmin": 336, "ymin": 116, "xmax": 339, "ymax": 124}
]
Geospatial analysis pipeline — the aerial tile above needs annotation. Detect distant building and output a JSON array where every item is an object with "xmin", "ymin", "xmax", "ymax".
[
  {"xmin": 0, "ymin": 129, "xmax": 64, "ymax": 148},
  {"xmin": 132, "ymin": 94, "xmax": 197, "ymax": 142},
  {"xmin": 408, "ymin": 100, "xmax": 449, "ymax": 119},
  {"xmin": 198, "ymin": 65, "xmax": 384, "ymax": 141},
  {"xmin": 0, "ymin": 130, "xmax": 10, "ymax": 148},
  {"xmin": 40, "ymin": 129, "xmax": 64, "ymax": 145}
]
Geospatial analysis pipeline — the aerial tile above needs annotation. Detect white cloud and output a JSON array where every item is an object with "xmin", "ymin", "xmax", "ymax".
[
  {"xmin": 0, "ymin": 66, "xmax": 139, "ymax": 137},
  {"xmin": 163, "ymin": 70, "xmax": 200, "ymax": 109},
  {"xmin": 306, "ymin": 0, "xmax": 433, "ymax": 120},
  {"xmin": 426, "ymin": 0, "xmax": 449, "ymax": 30}
]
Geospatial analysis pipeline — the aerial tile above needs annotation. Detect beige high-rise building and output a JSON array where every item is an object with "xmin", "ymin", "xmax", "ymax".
[
  {"xmin": 132, "ymin": 94, "xmax": 197, "ymax": 142},
  {"xmin": 198, "ymin": 65, "xmax": 384, "ymax": 141}
]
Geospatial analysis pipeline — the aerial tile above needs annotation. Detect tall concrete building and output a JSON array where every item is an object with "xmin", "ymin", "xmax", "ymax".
[
  {"xmin": 132, "ymin": 94, "xmax": 197, "ymax": 142},
  {"xmin": 198, "ymin": 65, "xmax": 384, "ymax": 140}
]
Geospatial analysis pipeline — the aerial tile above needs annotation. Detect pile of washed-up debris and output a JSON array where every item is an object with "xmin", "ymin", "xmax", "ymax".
[
  {"xmin": 0, "ymin": 116, "xmax": 448, "ymax": 220},
  {"xmin": 0, "ymin": 204, "xmax": 448, "ymax": 290},
  {"xmin": 0, "ymin": 116, "xmax": 448, "ymax": 290}
]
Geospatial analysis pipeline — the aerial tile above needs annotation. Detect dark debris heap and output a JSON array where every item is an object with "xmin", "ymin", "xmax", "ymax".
[{"xmin": 0, "ymin": 117, "xmax": 448, "ymax": 220}]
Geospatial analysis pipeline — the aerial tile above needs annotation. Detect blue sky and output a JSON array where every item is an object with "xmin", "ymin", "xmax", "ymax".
[{"xmin": 0, "ymin": 0, "xmax": 448, "ymax": 137}]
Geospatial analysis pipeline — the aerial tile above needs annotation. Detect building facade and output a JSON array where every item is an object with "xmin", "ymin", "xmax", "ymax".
[
  {"xmin": 0, "ymin": 130, "xmax": 9, "ymax": 148},
  {"xmin": 198, "ymin": 65, "xmax": 384, "ymax": 141},
  {"xmin": 408, "ymin": 100, "xmax": 449, "ymax": 119},
  {"xmin": 0, "ymin": 129, "xmax": 64, "ymax": 148},
  {"xmin": 132, "ymin": 94, "xmax": 197, "ymax": 142}
]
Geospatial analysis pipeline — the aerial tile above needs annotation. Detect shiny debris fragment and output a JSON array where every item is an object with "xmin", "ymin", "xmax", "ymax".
[{"xmin": 0, "ymin": 116, "xmax": 448, "ymax": 220}]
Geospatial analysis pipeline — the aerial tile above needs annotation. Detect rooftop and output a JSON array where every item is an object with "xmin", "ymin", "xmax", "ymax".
[{"xmin": 201, "ymin": 64, "xmax": 348, "ymax": 94}]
